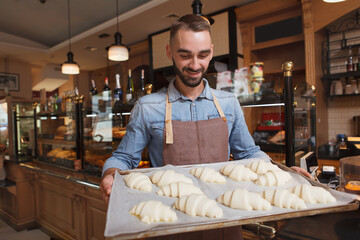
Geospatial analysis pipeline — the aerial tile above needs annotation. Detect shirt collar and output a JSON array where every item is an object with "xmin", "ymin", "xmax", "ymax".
[{"xmin": 168, "ymin": 78, "xmax": 214, "ymax": 102}]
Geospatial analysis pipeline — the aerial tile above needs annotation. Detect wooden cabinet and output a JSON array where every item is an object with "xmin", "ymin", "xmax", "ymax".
[
  {"xmin": 0, "ymin": 161, "xmax": 36, "ymax": 231},
  {"xmin": 29, "ymin": 163, "xmax": 106, "ymax": 240}
]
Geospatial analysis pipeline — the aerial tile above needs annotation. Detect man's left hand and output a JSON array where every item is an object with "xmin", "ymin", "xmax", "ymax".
[{"xmin": 290, "ymin": 166, "xmax": 313, "ymax": 179}]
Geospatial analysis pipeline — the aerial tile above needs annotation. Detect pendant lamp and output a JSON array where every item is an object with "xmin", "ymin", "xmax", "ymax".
[
  {"xmin": 61, "ymin": 0, "xmax": 80, "ymax": 75},
  {"xmin": 107, "ymin": 0, "xmax": 129, "ymax": 61},
  {"xmin": 192, "ymin": 0, "xmax": 214, "ymax": 25},
  {"xmin": 323, "ymin": 0, "xmax": 346, "ymax": 2}
]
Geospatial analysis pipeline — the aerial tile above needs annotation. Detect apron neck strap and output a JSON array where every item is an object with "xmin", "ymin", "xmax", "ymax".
[
  {"xmin": 211, "ymin": 92, "xmax": 226, "ymax": 121},
  {"xmin": 165, "ymin": 93, "xmax": 173, "ymax": 144}
]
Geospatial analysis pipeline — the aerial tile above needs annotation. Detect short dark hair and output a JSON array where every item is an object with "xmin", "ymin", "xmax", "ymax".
[{"xmin": 169, "ymin": 14, "xmax": 211, "ymax": 43}]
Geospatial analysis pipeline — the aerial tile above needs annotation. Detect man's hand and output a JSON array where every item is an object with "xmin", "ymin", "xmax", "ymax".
[
  {"xmin": 100, "ymin": 168, "xmax": 119, "ymax": 205},
  {"xmin": 290, "ymin": 166, "xmax": 313, "ymax": 179}
]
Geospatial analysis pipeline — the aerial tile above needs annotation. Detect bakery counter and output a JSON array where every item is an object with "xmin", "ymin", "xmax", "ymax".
[{"xmin": 2, "ymin": 160, "xmax": 106, "ymax": 240}]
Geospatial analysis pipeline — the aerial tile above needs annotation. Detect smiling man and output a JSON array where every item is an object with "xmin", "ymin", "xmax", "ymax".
[{"xmin": 101, "ymin": 14, "xmax": 268, "ymax": 239}]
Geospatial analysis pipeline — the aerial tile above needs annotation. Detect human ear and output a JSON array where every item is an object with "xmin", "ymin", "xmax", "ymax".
[{"xmin": 166, "ymin": 44, "xmax": 172, "ymax": 60}]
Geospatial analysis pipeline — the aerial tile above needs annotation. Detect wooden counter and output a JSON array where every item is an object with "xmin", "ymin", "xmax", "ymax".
[{"xmin": 1, "ymin": 160, "xmax": 106, "ymax": 240}]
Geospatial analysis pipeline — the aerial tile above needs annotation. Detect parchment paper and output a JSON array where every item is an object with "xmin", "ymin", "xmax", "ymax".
[{"xmin": 104, "ymin": 159, "xmax": 358, "ymax": 238}]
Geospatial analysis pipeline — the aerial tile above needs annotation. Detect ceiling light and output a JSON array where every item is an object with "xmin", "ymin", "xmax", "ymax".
[
  {"xmin": 322, "ymin": 0, "xmax": 346, "ymax": 2},
  {"xmin": 61, "ymin": 0, "xmax": 79, "ymax": 75},
  {"xmin": 191, "ymin": 0, "xmax": 214, "ymax": 25},
  {"xmin": 107, "ymin": 0, "xmax": 129, "ymax": 61}
]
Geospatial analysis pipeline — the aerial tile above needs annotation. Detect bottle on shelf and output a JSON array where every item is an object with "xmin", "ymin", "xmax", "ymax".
[
  {"xmin": 90, "ymin": 79, "xmax": 98, "ymax": 96},
  {"xmin": 113, "ymin": 74, "xmax": 123, "ymax": 104},
  {"xmin": 103, "ymin": 77, "xmax": 111, "ymax": 108},
  {"xmin": 126, "ymin": 69, "xmax": 134, "ymax": 104},
  {"xmin": 65, "ymin": 90, "xmax": 73, "ymax": 112},
  {"xmin": 357, "ymin": 51, "xmax": 360, "ymax": 72},
  {"xmin": 347, "ymin": 45, "xmax": 354, "ymax": 72},
  {"xmin": 137, "ymin": 69, "xmax": 145, "ymax": 99}
]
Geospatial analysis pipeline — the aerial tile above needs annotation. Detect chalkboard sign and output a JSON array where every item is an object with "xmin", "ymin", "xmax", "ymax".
[{"xmin": 255, "ymin": 16, "xmax": 302, "ymax": 44}]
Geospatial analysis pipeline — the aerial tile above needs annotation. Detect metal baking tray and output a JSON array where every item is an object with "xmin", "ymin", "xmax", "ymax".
[{"xmin": 105, "ymin": 160, "xmax": 359, "ymax": 239}]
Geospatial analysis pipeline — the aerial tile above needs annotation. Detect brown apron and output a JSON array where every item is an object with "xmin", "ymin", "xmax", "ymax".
[{"xmin": 149, "ymin": 91, "xmax": 243, "ymax": 240}]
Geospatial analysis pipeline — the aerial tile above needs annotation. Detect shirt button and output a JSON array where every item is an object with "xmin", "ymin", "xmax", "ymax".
[{"xmin": 192, "ymin": 103, "xmax": 195, "ymax": 106}]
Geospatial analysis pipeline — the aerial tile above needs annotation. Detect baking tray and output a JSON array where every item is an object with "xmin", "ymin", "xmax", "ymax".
[{"xmin": 105, "ymin": 159, "xmax": 359, "ymax": 239}]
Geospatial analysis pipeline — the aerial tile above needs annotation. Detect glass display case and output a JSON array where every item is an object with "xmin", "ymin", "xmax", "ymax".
[
  {"xmin": 219, "ymin": 69, "xmax": 316, "ymax": 165},
  {"xmin": 82, "ymin": 93, "xmax": 149, "ymax": 176},
  {"xmin": 0, "ymin": 97, "xmax": 38, "ymax": 161},
  {"xmin": 82, "ymin": 92, "xmax": 133, "ymax": 176},
  {"xmin": 35, "ymin": 97, "xmax": 79, "ymax": 169}
]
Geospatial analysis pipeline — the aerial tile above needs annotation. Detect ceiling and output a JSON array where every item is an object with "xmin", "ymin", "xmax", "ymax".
[{"xmin": 0, "ymin": 0, "xmax": 257, "ymax": 72}]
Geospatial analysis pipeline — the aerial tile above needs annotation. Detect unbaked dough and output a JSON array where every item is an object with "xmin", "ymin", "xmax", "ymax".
[
  {"xmin": 220, "ymin": 164, "xmax": 257, "ymax": 181},
  {"xmin": 157, "ymin": 182, "xmax": 203, "ymax": 198},
  {"xmin": 190, "ymin": 167, "xmax": 226, "ymax": 183},
  {"xmin": 129, "ymin": 200, "xmax": 177, "ymax": 224},
  {"xmin": 217, "ymin": 188, "xmax": 272, "ymax": 211},
  {"xmin": 246, "ymin": 160, "xmax": 280, "ymax": 174},
  {"xmin": 261, "ymin": 189, "xmax": 307, "ymax": 210},
  {"xmin": 255, "ymin": 169, "xmax": 292, "ymax": 186},
  {"xmin": 290, "ymin": 184, "xmax": 336, "ymax": 204},
  {"xmin": 150, "ymin": 170, "xmax": 193, "ymax": 187},
  {"xmin": 124, "ymin": 172, "xmax": 152, "ymax": 192},
  {"xmin": 173, "ymin": 193, "xmax": 223, "ymax": 218}
]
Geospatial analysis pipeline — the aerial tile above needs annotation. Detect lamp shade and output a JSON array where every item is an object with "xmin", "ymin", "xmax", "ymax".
[
  {"xmin": 323, "ymin": 0, "xmax": 346, "ymax": 2},
  {"xmin": 108, "ymin": 44, "xmax": 129, "ymax": 61},
  {"xmin": 62, "ymin": 62, "xmax": 80, "ymax": 74},
  {"xmin": 61, "ymin": 52, "xmax": 80, "ymax": 74}
]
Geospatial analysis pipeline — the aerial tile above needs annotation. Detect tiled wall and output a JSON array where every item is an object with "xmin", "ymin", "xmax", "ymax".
[{"xmin": 327, "ymin": 96, "xmax": 360, "ymax": 141}]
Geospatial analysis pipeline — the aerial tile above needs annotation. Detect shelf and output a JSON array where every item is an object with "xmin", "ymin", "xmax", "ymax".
[
  {"xmin": 323, "ymin": 71, "xmax": 360, "ymax": 80},
  {"xmin": 37, "ymin": 138, "xmax": 76, "ymax": 146},
  {"xmin": 330, "ymin": 93, "xmax": 360, "ymax": 98}
]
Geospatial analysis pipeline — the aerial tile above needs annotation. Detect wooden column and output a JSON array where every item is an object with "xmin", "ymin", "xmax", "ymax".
[{"xmin": 302, "ymin": 0, "xmax": 316, "ymax": 87}]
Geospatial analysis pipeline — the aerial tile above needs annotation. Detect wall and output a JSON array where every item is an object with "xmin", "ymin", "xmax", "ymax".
[
  {"xmin": 0, "ymin": 57, "xmax": 33, "ymax": 99},
  {"xmin": 327, "ymin": 96, "xmax": 360, "ymax": 141}
]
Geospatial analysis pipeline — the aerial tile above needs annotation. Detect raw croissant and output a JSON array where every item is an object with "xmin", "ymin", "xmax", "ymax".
[
  {"xmin": 157, "ymin": 182, "xmax": 203, "ymax": 198},
  {"xmin": 255, "ymin": 170, "xmax": 292, "ymax": 186},
  {"xmin": 124, "ymin": 172, "xmax": 152, "ymax": 192},
  {"xmin": 220, "ymin": 164, "xmax": 257, "ymax": 181},
  {"xmin": 260, "ymin": 189, "xmax": 307, "ymax": 210},
  {"xmin": 150, "ymin": 170, "xmax": 193, "ymax": 187},
  {"xmin": 174, "ymin": 193, "xmax": 223, "ymax": 218},
  {"xmin": 190, "ymin": 167, "xmax": 226, "ymax": 183},
  {"xmin": 130, "ymin": 200, "xmax": 177, "ymax": 224},
  {"xmin": 247, "ymin": 160, "xmax": 280, "ymax": 174},
  {"xmin": 290, "ymin": 184, "xmax": 336, "ymax": 204},
  {"xmin": 217, "ymin": 188, "xmax": 272, "ymax": 211}
]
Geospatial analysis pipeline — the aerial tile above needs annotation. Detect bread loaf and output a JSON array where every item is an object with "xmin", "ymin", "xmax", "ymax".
[
  {"xmin": 260, "ymin": 189, "xmax": 307, "ymax": 210},
  {"xmin": 220, "ymin": 164, "xmax": 257, "ymax": 181},
  {"xmin": 150, "ymin": 170, "xmax": 193, "ymax": 187},
  {"xmin": 124, "ymin": 172, "xmax": 152, "ymax": 192},
  {"xmin": 174, "ymin": 193, "xmax": 223, "ymax": 218},
  {"xmin": 157, "ymin": 182, "xmax": 203, "ymax": 198},
  {"xmin": 217, "ymin": 188, "xmax": 272, "ymax": 211},
  {"xmin": 290, "ymin": 184, "xmax": 336, "ymax": 204},
  {"xmin": 129, "ymin": 200, "xmax": 177, "ymax": 224},
  {"xmin": 246, "ymin": 160, "xmax": 280, "ymax": 174},
  {"xmin": 190, "ymin": 167, "xmax": 226, "ymax": 183},
  {"xmin": 255, "ymin": 169, "xmax": 292, "ymax": 186}
]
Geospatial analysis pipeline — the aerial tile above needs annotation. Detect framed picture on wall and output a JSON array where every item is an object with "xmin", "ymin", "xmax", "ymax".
[{"xmin": 0, "ymin": 72, "xmax": 20, "ymax": 91}]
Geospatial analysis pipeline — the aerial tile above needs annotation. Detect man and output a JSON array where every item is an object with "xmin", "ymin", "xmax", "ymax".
[
  {"xmin": 100, "ymin": 14, "xmax": 309, "ymax": 239},
  {"xmin": 101, "ymin": 14, "xmax": 268, "ymax": 203}
]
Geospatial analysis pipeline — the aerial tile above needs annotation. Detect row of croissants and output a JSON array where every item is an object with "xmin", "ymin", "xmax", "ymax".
[{"xmin": 123, "ymin": 161, "xmax": 336, "ymax": 224}]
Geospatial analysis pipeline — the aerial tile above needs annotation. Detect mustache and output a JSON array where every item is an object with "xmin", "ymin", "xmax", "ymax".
[{"xmin": 182, "ymin": 67, "xmax": 204, "ymax": 73}]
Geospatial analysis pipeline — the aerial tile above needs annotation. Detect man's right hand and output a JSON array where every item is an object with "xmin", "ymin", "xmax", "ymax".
[{"xmin": 100, "ymin": 168, "xmax": 119, "ymax": 205}]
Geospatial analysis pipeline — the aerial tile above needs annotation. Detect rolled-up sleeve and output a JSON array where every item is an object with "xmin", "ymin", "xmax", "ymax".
[
  {"xmin": 229, "ymin": 96, "xmax": 268, "ymax": 160},
  {"xmin": 102, "ymin": 101, "xmax": 150, "ymax": 174}
]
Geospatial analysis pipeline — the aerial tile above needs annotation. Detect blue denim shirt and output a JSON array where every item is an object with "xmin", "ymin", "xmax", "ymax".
[{"xmin": 102, "ymin": 79, "xmax": 268, "ymax": 173}]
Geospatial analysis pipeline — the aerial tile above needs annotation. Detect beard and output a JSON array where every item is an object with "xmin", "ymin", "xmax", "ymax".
[{"xmin": 172, "ymin": 59, "xmax": 207, "ymax": 88}]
